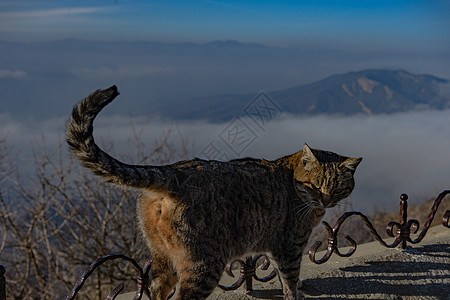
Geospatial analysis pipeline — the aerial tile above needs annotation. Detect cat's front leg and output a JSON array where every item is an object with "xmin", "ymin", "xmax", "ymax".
[
  {"xmin": 270, "ymin": 236, "xmax": 310, "ymax": 300},
  {"xmin": 272, "ymin": 253, "xmax": 304, "ymax": 300}
]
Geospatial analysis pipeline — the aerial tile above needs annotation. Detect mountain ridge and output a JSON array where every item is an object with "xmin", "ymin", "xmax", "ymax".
[{"xmin": 169, "ymin": 69, "xmax": 449, "ymax": 121}]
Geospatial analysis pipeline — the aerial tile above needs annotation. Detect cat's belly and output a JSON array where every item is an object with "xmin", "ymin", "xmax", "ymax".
[{"xmin": 138, "ymin": 191, "xmax": 186, "ymax": 257}]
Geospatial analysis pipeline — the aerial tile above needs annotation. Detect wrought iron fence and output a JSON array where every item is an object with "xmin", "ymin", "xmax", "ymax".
[
  {"xmin": 0, "ymin": 191, "xmax": 448, "ymax": 299},
  {"xmin": 308, "ymin": 190, "xmax": 450, "ymax": 264}
]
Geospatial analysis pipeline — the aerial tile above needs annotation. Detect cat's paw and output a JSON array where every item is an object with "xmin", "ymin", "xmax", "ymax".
[
  {"xmin": 296, "ymin": 280, "xmax": 305, "ymax": 300},
  {"xmin": 295, "ymin": 289, "xmax": 305, "ymax": 300},
  {"xmin": 282, "ymin": 288, "xmax": 297, "ymax": 300},
  {"xmin": 282, "ymin": 283, "xmax": 305, "ymax": 300}
]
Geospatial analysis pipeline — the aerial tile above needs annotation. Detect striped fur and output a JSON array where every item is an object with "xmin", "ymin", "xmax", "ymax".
[{"xmin": 66, "ymin": 86, "xmax": 362, "ymax": 300}]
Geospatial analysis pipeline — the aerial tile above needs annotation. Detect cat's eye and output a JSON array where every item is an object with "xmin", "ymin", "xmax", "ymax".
[{"xmin": 305, "ymin": 182, "xmax": 321, "ymax": 190}]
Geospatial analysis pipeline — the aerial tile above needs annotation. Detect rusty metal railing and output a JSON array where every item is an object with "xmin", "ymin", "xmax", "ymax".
[
  {"xmin": 64, "ymin": 254, "xmax": 277, "ymax": 299},
  {"xmin": 308, "ymin": 190, "xmax": 449, "ymax": 264}
]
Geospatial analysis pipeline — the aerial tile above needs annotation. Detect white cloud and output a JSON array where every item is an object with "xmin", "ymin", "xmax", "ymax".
[
  {"xmin": 0, "ymin": 69, "xmax": 26, "ymax": 79},
  {"xmin": 0, "ymin": 2, "xmax": 22, "ymax": 7},
  {"xmin": 0, "ymin": 7, "xmax": 107, "ymax": 18}
]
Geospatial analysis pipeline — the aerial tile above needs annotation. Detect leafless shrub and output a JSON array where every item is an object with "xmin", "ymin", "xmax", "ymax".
[{"xmin": 0, "ymin": 123, "xmax": 189, "ymax": 299}]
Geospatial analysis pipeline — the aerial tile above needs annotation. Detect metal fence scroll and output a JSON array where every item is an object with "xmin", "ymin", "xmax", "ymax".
[
  {"xmin": 65, "ymin": 254, "xmax": 276, "ymax": 299},
  {"xmin": 309, "ymin": 190, "xmax": 450, "ymax": 264},
  {"xmin": 217, "ymin": 254, "xmax": 278, "ymax": 292},
  {"xmin": 66, "ymin": 254, "xmax": 153, "ymax": 300}
]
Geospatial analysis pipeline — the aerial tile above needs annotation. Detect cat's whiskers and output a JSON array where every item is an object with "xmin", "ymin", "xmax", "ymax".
[
  {"xmin": 294, "ymin": 202, "xmax": 311, "ymax": 215},
  {"xmin": 295, "ymin": 199, "xmax": 322, "ymax": 219},
  {"xmin": 296, "ymin": 206, "xmax": 311, "ymax": 220}
]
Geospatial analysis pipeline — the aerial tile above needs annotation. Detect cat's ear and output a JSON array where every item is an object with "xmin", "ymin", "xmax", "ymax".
[
  {"xmin": 301, "ymin": 144, "xmax": 318, "ymax": 170},
  {"xmin": 340, "ymin": 157, "xmax": 362, "ymax": 172}
]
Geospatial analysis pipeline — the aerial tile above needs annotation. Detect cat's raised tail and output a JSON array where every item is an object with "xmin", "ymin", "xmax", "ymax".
[{"xmin": 66, "ymin": 85, "xmax": 166, "ymax": 189}]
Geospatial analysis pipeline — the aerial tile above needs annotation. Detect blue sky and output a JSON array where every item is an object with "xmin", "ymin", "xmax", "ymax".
[{"xmin": 1, "ymin": 0, "xmax": 449, "ymax": 49}]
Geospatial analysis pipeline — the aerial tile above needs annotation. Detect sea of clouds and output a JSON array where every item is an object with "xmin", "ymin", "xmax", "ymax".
[{"xmin": 2, "ymin": 109, "xmax": 449, "ymax": 213}]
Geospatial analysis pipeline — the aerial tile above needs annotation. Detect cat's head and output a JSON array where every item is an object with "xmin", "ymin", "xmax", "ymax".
[{"xmin": 293, "ymin": 144, "xmax": 362, "ymax": 209}]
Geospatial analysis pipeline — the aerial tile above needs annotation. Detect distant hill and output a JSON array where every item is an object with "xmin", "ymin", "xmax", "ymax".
[{"xmin": 170, "ymin": 69, "xmax": 449, "ymax": 121}]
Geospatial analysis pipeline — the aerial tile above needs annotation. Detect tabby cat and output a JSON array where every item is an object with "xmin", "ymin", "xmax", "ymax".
[{"xmin": 66, "ymin": 86, "xmax": 362, "ymax": 300}]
